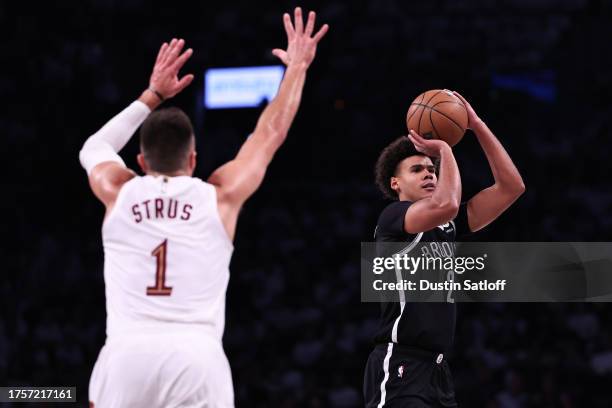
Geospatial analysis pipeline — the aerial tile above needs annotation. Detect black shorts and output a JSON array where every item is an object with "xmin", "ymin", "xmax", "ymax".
[{"xmin": 363, "ymin": 343, "xmax": 458, "ymax": 408}]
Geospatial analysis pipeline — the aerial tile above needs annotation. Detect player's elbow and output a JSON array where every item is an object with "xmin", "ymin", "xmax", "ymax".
[
  {"xmin": 78, "ymin": 148, "xmax": 86, "ymax": 168},
  {"xmin": 78, "ymin": 141, "xmax": 96, "ymax": 173},
  {"xmin": 444, "ymin": 202, "xmax": 460, "ymax": 220},
  {"xmin": 505, "ymin": 179, "xmax": 526, "ymax": 198},
  {"xmin": 515, "ymin": 180, "xmax": 526, "ymax": 195}
]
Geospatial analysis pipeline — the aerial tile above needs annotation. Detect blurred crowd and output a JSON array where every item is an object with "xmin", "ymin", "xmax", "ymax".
[{"xmin": 3, "ymin": 0, "xmax": 612, "ymax": 406}]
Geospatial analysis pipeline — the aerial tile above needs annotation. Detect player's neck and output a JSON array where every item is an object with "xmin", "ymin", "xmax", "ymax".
[
  {"xmin": 146, "ymin": 170, "xmax": 191, "ymax": 178},
  {"xmin": 398, "ymin": 193, "xmax": 415, "ymax": 202},
  {"xmin": 399, "ymin": 195, "xmax": 426, "ymax": 203}
]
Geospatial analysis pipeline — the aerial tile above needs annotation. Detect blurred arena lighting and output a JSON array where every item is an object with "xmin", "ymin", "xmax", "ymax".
[
  {"xmin": 204, "ymin": 65, "xmax": 285, "ymax": 109},
  {"xmin": 491, "ymin": 70, "xmax": 557, "ymax": 102}
]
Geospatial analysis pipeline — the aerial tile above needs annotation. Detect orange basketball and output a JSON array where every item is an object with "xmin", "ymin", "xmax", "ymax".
[{"xmin": 406, "ymin": 89, "xmax": 468, "ymax": 147}]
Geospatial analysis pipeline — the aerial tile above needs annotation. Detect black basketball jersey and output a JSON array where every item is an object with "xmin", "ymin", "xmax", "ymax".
[{"xmin": 373, "ymin": 200, "xmax": 470, "ymax": 352}]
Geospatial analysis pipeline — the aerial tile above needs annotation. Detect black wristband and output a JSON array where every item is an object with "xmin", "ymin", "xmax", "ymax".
[{"xmin": 148, "ymin": 87, "xmax": 165, "ymax": 102}]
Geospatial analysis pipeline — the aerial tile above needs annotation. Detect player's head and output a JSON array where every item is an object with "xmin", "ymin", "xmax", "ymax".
[
  {"xmin": 375, "ymin": 136, "xmax": 437, "ymax": 202},
  {"xmin": 137, "ymin": 107, "xmax": 196, "ymax": 176}
]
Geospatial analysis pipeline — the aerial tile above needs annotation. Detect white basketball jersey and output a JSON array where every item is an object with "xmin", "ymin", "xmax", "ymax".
[{"xmin": 101, "ymin": 175, "xmax": 233, "ymax": 340}]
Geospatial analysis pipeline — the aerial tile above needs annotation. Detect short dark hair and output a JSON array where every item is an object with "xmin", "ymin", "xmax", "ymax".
[
  {"xmin": 140, "ymin": 107, "xmax": 194, "ymax": 173},
  {"xmin": 374, "ymin": 136, "xmax": 432, "ymax": 200}
]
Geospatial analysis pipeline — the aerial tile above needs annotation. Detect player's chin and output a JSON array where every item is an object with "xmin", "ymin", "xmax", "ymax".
[{"xmin": 420, "ymin": 188, "xmax": 435, "ymax": 198}]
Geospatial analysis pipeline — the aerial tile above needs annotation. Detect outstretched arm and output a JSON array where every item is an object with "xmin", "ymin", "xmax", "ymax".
[
  {"xmin": 453, "ymin": 91, "xmax": 525, "ymax": 232},
  {"xmin": 79, "ymin": 39, "xmax": 194, "ymax": 211},
  {"xmin": 209, "ymin": 7, "xmax": 328, "ymax": 240}
]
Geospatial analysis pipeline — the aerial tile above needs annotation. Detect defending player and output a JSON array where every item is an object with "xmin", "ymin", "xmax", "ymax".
[
  {"xmin": 79, "ymin": 8, "xmax": 328, "ymax": 407},
  {"xmin": 364, "ymin": 93, "xmax": 525, "ymax": 407}
]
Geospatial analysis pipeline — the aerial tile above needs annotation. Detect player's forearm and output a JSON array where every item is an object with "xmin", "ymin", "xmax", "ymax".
[
  {"xmin": 431, "ymin": 145, "xmax": 462, "ymax": 210},
  {"xmin": 253, "ymin": 64, "xmax": 307, "ymax": 151},
  {"xmin": 79, "ymin": 99, "xmax": 151, "ymax": 174},
  {"xmin": 86, "ymin": 99, "xmax": 151, "ymax": 151},
  {"xmin": 472, "ymin": 120, "xmax": 525, "ymax": 193}
]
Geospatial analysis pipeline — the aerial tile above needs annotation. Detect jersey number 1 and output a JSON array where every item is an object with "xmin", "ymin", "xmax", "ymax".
[{"xmin": 147, "ymin": 239, "xmax": 173, "ymax": 296}]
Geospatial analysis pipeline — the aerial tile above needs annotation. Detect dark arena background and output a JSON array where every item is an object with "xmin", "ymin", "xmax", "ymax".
[{"xmin": 3, "ymin": 0, "xmax": 612, "ymax": 406}]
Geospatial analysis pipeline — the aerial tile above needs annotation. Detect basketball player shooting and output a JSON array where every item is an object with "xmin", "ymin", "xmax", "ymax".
[
  {"xmin": 78, "ymin": 8, "xmax": 327, "ymax": 407},
  {"xmin": 364, "ymin": 93, "xmax": 525, "ymax": 407}
]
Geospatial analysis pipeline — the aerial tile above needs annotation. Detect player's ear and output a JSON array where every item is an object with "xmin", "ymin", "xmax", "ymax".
[
  {"xmin": 390, "ymin": 176, "xmax": 400, "ymax": 194},
  {"xmin": 188, "ymin": 151, "xmax": 197, "ymax": 175},
  {"xmin": 137, "ymin": 153, "xmax": 148, "ymax": 174}
]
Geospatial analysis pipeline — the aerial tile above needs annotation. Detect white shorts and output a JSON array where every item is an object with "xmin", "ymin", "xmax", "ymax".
[{"xmin": 89, "ymin": 331, "xmax": 234, "ymax": 408}]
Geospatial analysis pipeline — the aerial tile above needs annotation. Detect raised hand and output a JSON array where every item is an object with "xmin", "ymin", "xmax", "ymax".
[
  {"xmin": 148, "ymin": 38, "xmax": 195, "ymax": 100},
  {"xmin": 452, "ymin": 91, "xmax": 481, "ymax": 130},
  {"xmin": 272, "ymin": 7, "xmax": 329, "ymax": 69},
  {"xmin": 408, "ymin": 130, "xmax": 450, "ymax": 157}
]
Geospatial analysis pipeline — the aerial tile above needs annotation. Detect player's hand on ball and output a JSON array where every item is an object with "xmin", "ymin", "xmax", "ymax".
[
  {"xmin": 148, "ymin": 38, "xmax": 195, "ymax": 100},
  {"xmin": 452, "ymin": 91, "xmax": 482, "ymax": 130},
  {"xmin": 272, "ymin": 7, "xmax": 329, "ymax": 69},
  {"xmin": 408, "ymin": 130, "xmax": 449, "ymax": 157}
]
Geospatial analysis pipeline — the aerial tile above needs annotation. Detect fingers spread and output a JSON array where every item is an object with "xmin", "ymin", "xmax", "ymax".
[
  {"xmin": 168, "ymin": 39, "xmax": 185, "ymax": 64},
  {"xmin": 177, "ymin": 74, "xmax": 195, "ymax": 93},
  {"xmin": 305, "ymin": 11, "xmax": 315, "ymax": 36},
  {"xmin": 294, "ymin": 7, "xmax": 303, "ymax": 35},
  {"xmin": 313, "ymin": 24, "xmax": 329, "ymax": 43},
  {"xmin": 156, "ymin": 42, "xmax": 168, "ymax": 64},
  {"xmin": 283, "ymin": 13, "xmax": 295, "ymax": 40},
  {"xmin": 171, "ymin": 48, "xmax": 193, "ymax": 73},
  {"xmin": 162, "ymin": 38, "xmax": 178, "ymax": 65}
]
